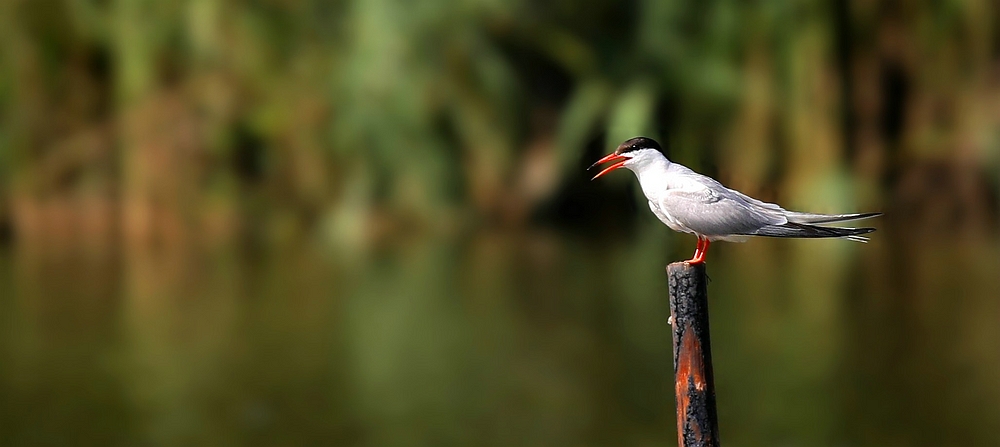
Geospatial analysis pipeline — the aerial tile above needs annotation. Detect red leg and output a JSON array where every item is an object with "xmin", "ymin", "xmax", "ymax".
[
  {"xmin": 687, "ymin": 237, "xmax": 705, "ymax": 264},
  {"xmin": 688, "ymin": 237, "xmax": 710, "ymax": 265}
]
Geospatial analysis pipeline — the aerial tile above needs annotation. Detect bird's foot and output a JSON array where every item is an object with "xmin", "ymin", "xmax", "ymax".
[
  {"xmin": 686, "ymin": 248, "xmax": 706, "ymax": 264},
  {"xmin": 685, "ymin": 237, "xmax": 710, "ymax": 265}
]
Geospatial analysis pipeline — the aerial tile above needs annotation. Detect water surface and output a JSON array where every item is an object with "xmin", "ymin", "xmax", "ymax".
[{"xmin": 2, "ymin": 221, "xmax": 998, "ymax": 446}]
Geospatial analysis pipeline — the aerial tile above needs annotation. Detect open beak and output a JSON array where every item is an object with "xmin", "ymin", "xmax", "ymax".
[{"xmin": 588, "ymin": 153, "xmax": 626, "ymax": 180}]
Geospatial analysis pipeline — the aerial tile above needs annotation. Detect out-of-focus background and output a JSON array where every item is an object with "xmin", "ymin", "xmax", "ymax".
[{"xmin": 1, "ymin": 1, "xmax": 998, "ymax": 446}]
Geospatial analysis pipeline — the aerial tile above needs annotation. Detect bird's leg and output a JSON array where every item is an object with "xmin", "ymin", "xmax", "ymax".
[
  {"xmin": 687, "ymin": 237, "xmax": 706, "ymax": 264},
  {"xmin": 688, "ymin": 237, "xmax": 710, "ymax": 265}
]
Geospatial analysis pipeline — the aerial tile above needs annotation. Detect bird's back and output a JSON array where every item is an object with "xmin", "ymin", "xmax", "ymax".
[{"xmin": 642, "ymin": 163, "xmax": 787, "ymax": 238}]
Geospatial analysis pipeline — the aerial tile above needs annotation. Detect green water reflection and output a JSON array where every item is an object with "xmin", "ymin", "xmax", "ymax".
[{"xmin": 1, "ymin": 221, "xmax": 999, "ymax": 446}]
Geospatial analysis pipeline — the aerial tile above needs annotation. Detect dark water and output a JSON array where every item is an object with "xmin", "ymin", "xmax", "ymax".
[{"xmin": 1, "ymin": 222, "xmax": 999, "ymax": 446}]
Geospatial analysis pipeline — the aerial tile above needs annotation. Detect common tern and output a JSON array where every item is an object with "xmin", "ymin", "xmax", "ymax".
[{"xmin": 590, "ymin": 137, "xmax": 879, "ymax": 264}]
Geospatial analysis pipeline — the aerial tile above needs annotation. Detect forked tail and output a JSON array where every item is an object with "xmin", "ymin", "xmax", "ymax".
[{"xmin": 744, "ymin": 222, "xmax": 876, "ymax": 242}]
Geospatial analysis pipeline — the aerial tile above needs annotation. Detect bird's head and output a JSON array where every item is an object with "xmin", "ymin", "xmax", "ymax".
[{"xmin": 588, "ymin": 137, "xmax": 665, "ymax": 180}]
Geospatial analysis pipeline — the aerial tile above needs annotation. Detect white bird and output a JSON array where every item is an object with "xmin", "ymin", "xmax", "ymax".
[{"xmin": 589, "ymin": 137, "xmax": 879, "ymax": 264}]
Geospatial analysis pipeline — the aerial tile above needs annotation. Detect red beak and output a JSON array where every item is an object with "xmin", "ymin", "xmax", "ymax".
[{"xmin": 588, "ymin": 153, "xmax": 627, "ymax": 180}]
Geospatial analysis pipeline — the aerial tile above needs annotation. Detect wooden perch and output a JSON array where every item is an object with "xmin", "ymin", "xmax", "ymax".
[{"xmin": 667, "ymin": 262, "xmax": 720, "ymax": 447}]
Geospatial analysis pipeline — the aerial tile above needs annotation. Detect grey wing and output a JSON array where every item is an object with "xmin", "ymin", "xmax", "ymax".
[
  {"xmin": 729, "ymin": 187, "xmax": 880, "ymax": 224},
  {"xmin": 657, "ymin": 185, "xmax": 786, "ymax": 237},
  {"xmin": 648, "ymin": 200, "xmax": 688, "ymax": 233}
]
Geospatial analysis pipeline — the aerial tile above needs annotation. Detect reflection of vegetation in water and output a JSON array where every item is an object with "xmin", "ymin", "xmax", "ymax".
[{"xmin": 2, "ymin": 226, "xmax": 999, "ymax": 446}]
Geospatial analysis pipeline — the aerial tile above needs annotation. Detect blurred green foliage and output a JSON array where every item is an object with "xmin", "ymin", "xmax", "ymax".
[
  {"xmin": 1, "ymin": 1, "xmax": 1000, "ymax": 446},
  {"xmin": 4, "ymin": 0, "xmax": 996, "ymax": 250}
]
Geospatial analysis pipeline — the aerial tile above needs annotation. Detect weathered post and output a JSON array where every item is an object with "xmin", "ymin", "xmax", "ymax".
[{"xmin": 667, "ymin": 262, "xmax": 720, "ymax": 447}]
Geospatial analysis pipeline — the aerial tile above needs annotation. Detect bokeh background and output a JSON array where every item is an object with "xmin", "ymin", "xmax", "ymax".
[{"xmin": 1, "ymin": 1, "xmax": 999, "ymax": 446}]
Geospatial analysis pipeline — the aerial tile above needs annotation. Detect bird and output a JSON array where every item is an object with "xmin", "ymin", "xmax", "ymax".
[{"xmin": 589, "ymin": 137, "xmax": 879, "ymax": 264}]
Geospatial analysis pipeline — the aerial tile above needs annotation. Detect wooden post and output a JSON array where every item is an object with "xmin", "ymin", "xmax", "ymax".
[{"xmin": 667, "ymin": 262, "xmax": 720, "ymax": 447}]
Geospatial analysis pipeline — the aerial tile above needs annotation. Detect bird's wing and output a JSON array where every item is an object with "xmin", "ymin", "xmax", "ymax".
[
  {"xmin": 782, "ymin": 211, "xmax": 882, "ymax": 224},
  {"xmin": 657, "ymin": 176, "xmax": 786, "ymax": 236},
  {"xmin": 732, "ymin": 189, "xmax": 881, "ymax": 224}
]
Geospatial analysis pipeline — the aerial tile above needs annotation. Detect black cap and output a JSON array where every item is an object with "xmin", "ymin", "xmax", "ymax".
[{"xmin": 615, "ymin": 137, "xmax": 663, "ymax": 155}]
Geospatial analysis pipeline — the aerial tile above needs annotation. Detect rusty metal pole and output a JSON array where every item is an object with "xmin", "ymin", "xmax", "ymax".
[{"xmin": 667, "ymin": 262, "xmax": 720, "ymax": 447}]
